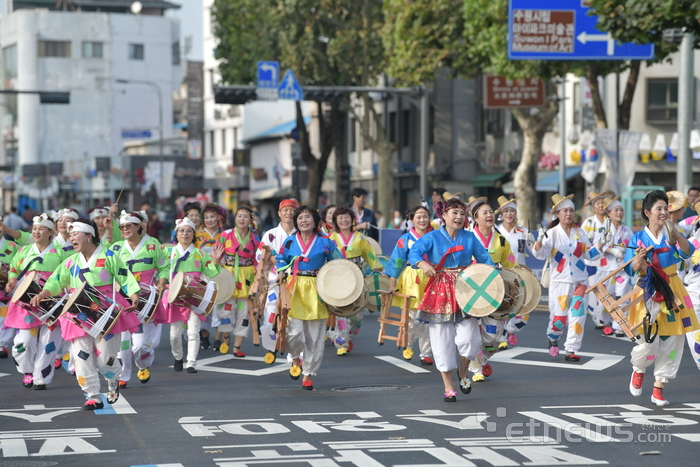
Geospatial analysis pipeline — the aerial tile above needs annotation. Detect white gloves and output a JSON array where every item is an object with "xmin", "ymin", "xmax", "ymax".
[
  {"xmin": 526, "ymin": 231, "xmax": 537, "ymax": 246},
  {"xmin": 603, "ymin": 229, "xmax": 614, "ymax": 245},
  {"xmin": 609, "ymin": 246, "xmax": 624, "ymax": 261},
  {"xmin": 587, "ymin": 230, "xmax": 596, "ymax": 243},
  {"xmin": 538, "ymin": 226, "xmax": 547, "ymax": 240}
]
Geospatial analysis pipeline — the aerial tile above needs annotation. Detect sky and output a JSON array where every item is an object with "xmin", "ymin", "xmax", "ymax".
[{"xmin": 169, "ymin": 0, "xmax": 204, "ymax": 61}]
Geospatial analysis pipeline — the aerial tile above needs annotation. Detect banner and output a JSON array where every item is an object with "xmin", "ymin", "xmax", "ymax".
[
  {"xmin": 594, "ymin": 129, "xmax": 619, "ymax": 193},
  {"xmin": 618, "ymin": 131, "xmax": 642, "ymax": 188}
]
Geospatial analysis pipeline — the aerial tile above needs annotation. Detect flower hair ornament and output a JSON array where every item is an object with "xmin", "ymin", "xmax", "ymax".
[
  {"xmin": 88, "ymin": 207, "xmax": 109, "ymax": 221},
  {"xmin": 433, "ymin": 200, "xmax": 446, "ymax": 219},
  {"xmin": 203, "ymin": 203, "xmax": 228, "ymax": 227},
  {"xmin": 69, "ymin": 222, "xmax": 96, "ymax": 237},
  {"xmin": 175, "ymin": 217, "xmax": 197, "ymax": 231},
  {"xmin": 33, "ymin": 213, "xmax": 56, "ymax": 230}
]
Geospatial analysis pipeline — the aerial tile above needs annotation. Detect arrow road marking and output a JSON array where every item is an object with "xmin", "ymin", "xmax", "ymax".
[
  {"xmin": 488, "ymin": 346, "xmax": 623, "ymax": 371},
  {"xmin": 576, "ymin": 31, "xmax": 614, "ymax": 55},
  {"xmin": 192, "ymin": 355, "xmax": 289, "ymax": 376},
  {"xmin": 375, "ymin": 356, "xmax": 431, "ymax": 373}
]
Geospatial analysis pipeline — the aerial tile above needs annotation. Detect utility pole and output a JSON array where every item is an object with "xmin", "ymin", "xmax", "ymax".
[
  {"xmin": 558, "ymin": 79, "xmax": 567, "ymax": 194},
  {"xmin": 677, "ymin": 32, "xmax": 695, "ymax": 194}
]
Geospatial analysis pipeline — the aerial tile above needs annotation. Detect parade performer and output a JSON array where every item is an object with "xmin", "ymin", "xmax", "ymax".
[
  {"xmin": 680, "ymin": 199, "xmax": 700, "ymax": 369},
  {"xmin": 88, "ymin": 206, "xmax": 112, "ymax": 245},
  {"xmin": 30, "ymin": 218, "xmax": 141, "ymax": 410},
  {"xmin": 625, "ymin": 190, "xmax": 700, "ymax": 405},
  {"xmin": 677, "ymin": 198, "xmax": 700, "ymax": 238},
  {"xmin": 276, "ymin": 205, "xmax": 341, "ymax": 390},
  {"xmin": 598, "ymin": 196, "xmax": 633, "ymax": 337},
  {"xmin": 581, "ymin": 192, "xmax": 609, "ymax": 329},
  {"xmin": 532, "ymin": 194, "xmax": 604, "ymax": 362},
  {"xmin": 4, "ymin": 214, "xmax": 65, "ymax": 389},
  {"xmin": 328, "ymin": 207, "xmax": 382, "ymax": 355},
  {"xmin": 196, "ymin": 203, "xmax": 226, "ymax": 254},
  {"xmin": 469, "ymin": 199, "xmax": 517, "ymax": 381},
  {"xmin": 385, "ymin": 205, "xmax": 433, "ymax": 365},
  {"xmin": 0, "ymin": 216, "xmax": 21, "ymax": 359},
  {"xmin": 408, "ymin": 198, "xmax": 494, "ymax": 402},
  {"xmin": 163, "ymin": 217, "xmax": 222, "ymax": 372},
  {"xmin": 496, "ymin": 196, "xmax": 531, "ymax": 346},
  {"xmin": 112, "ymin": 212, "xmax": 169, "ymax": 387},
  {"xmin": 257, "ymin": 199, "xmax": 298, "ymax": 354},
  {"xmin": 215, "ymin": 206, "xmax": 260, "ymax": 356},
  {"xmin": 320, "ymin": 205, "xmax": 337, "ymax": 236},
  {"xmin": 54, "ymin": 209, "xmax": 79, "ymax": 252}
]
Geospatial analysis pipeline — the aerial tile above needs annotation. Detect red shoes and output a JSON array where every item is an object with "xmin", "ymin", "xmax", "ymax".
[{"xmin": 629, "ymin": 371, "xmax": 644, "ymax": 396}]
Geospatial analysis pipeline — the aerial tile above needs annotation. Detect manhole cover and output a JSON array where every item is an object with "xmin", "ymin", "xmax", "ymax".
[
  {"xmin": 331, "ymin": 385, "xmax": 410, "ymax": 392},
  {"xmin": 0, "ymin": 462, "xmax": 59, "ymax": 467}
]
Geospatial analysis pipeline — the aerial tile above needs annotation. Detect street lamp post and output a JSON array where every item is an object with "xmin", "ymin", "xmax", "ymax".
[{"xmin": 116, "ymin": 79, "xmax": 164, "ymax": 209}]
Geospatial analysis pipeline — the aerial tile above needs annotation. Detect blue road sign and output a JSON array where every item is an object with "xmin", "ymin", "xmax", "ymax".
[
  {"xmin": 278, "ymin": 69, "xmax": 304, "ymax": 101},
  {"xmin": 121, "ymin": 129, "xmax": 152, "ymax": 138},
  {"xmin": 257, "ymin": 61, "xmax": 280, "ymax": 88},
  {"xmin": 508, "ymin": 0, "xmax": 654, "ymax": 60}
]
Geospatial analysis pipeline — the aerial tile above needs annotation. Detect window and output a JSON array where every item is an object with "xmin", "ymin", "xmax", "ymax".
[
  {"xmin": 128, "ymin": 43, "xmax": 144, "ymax": 60},
  {"xmin": 2, "ymin": 45, "xmax": 17, "ymax": 80},
  {"xmin": 82, "ymin": 41, "xmax": 103, "ymax": 58},
  {"xmin": 402, "ymin": 110, "xmax": 410, "ymax": 147},
  {"xmin": 486, "ymin": 109, "xmax": 504, "ymax": 137},
  {"xmin": 349, "ymin": 118, "xmax": 357, "ymax": 152},
  {"xmin": 38, "ymin": 40, "xmax": 71, "ymax": 58},
  {"xmin": 172, "ymin": 41, "xmax": 180, "ymax": 65},
  {"xmin": 388, "ymin": 112, "xmax": 396, "ymax": 143},
  {"xmin": 647, "ymin": 79, "xmax": 680, "ymax": 122}
]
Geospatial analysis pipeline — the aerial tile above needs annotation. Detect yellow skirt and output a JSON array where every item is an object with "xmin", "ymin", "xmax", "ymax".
[
  {"xmin": 392, "ymin": 267, "xmax": 428, "ymax": 309},
  {"xmin": 287, "ymin": 276, "xmax": 329, "ymax": 321},
  {"xmin": 629, "ymin": 265, "xmax": 700, "ymax": 336},
  {"xmin": 223, "ymin": 264, "xmax": 256, "ymax": 299}
]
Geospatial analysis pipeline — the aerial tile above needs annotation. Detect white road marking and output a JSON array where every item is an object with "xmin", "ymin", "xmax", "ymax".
[
  {"xmin": 488, "ymin": 347, "xmax": 624, "ymax": 371},
  {"xmin": 95, "ymin": 393, "xmax": 136, "ymax": 415},
  {"xmin": 519, "ymin": 411, "xmax": 619, "ymax": 443},
  {"xmin": 189, "ymin": 355, "xmax": 289, "ymax": 376},
  {"xmin": 672, "ymin": 433, "xmax": 700, "ymax": 442},
  {"xmin": 374, "ymin": 356, "xmax": 431, "ymax": 373}
]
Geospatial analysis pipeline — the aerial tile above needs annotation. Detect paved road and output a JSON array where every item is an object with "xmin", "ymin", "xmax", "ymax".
[{"xmin": 2, "ymin": 305, "xmax": 699, "ymax": 466}]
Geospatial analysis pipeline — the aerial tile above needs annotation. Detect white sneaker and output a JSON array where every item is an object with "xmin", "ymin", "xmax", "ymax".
[
  {"xmin": 629, "ymin": 371, "xmax": 644, "ymax": 397},
  {"xmin": 651, "ymin": 387, "xmax": 670, "ymax": 407}
]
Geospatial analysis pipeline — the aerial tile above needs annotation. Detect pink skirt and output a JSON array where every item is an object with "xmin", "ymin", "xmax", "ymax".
[
  {"xmin": 160, "ymin": 272, "xmax": 206, "ymax": 324},
  {"xmin": 5, "ymin": 271, "xmax": 53, "ymax": 329},
  {"xmin": 60, "ymin": 284, "xmax": 140, "ymax": 342}
]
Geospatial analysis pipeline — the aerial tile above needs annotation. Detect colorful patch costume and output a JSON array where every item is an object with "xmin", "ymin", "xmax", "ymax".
[
  {"xmin": 532, "ymin": 223, "xmax": 602, "ymax": 355},
  {"xmin": 623, "ymin": 228, "xmax": 700, "ymax": 383},
  {"xmin": 256, "ymin": 223, "xmax": 296, "ymax": 352},
  {"xmin": 195, "ymin": 226, "xmax": 223, "ymax": 254},
  {"xmin": 0, "ymin": 237, "xmax": 20, "ymax": 357},
  {"xmin": 683, "ymin": 233, "xmax": 700, "ymax": 369},
  {"xmin": 599, "ymin": 221, "xmax": 633, "ymax": 334},
  {"xmin": 469, "ymin": 227, "xmax": 517, "ymax": 379},
  {"xmin": 408, "ymin": 227, "xmax": 494, "ymax": 375},
  {"xmin": 43, "ymin": 244, "xmax": 141, "ymax": 402},
  {"xmin": 497, "ymin": 223, "xmax": 532, "ymax": 339},
  {"xmin": 111, "ymin": 233, "xmax": 169, "ymax": 384},
  {"xmin": 328, "ymin": 230, "xmax": 382, "ymax": 353},
  {"xmin": 582, "ymin": 213, "xmax": 608, "ymax": 327},
  {"xmin": 6, "ymin": 242, "xmax": 66, "ymax": 388},
  {"xmin": 215, "ymin": 227, "xmax": 260, "ymax": 338},
  {"xmin": 277, "ymin": 232, "xmax": 341, "ymax": 378},
  {"xmin": 385, "ymin": 228, "xmax": 432, "ymax": 361},
  {"xmin": 163, "ymin": 243, "xmax": 220, "ymax": 370}
]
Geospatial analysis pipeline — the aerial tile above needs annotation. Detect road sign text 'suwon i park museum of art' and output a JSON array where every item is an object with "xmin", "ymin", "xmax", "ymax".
[{"xmin": 508, "ymin": 0, "xmax": 654, "ymax": 60}]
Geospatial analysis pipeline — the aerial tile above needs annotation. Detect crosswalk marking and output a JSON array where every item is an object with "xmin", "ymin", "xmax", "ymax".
[{"xmin": 375, "ymin": 356, "xmax": 431, "ymax": 373}]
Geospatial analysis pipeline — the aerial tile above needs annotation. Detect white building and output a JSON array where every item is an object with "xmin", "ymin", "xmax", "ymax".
[
  {"xmin": 0, "ymin": 1, "xmax": 181, "ymax": 211},
  {"xmin": 202, "ymin": 0, "xmax": 306, "ymax": 210}
]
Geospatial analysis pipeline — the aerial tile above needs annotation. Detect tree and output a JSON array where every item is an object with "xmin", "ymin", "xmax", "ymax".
[{"xmin": 213, "ymin": 0, "xmax": 392, "ymax": 212}]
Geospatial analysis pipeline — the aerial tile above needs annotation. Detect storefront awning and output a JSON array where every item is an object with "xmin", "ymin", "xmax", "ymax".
[
  {"xmin": 468, "ymin": 172, "xmax": 510, "ymax": 187},
  {"xmin": 501, "ymin": 167, "xmax": 582, "ymax": 194},
  {"xmin": 249, "ymin": 186, "xmax": 293, "ymax": 202}
]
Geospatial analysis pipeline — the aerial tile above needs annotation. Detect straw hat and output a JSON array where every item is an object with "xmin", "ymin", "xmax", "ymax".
[
  {"xmin": 467, "ymin": 196, "xmax": 488, "ymax": 212},
  {"xmin": 442, "ymin": 191, "xmax": 462, "ymax": 200},
  {"xmin": 667, "ymin": 190, "xmax": 687, "ymax": 213},
  {"xmin": 549, "ymin": 193, "xmax": 575, "ymax": 213},
  {"xmin": 494, "ymin": 196, "xmax": 517, "ymax": 215},
  {"xmin": 691, "ymin": 200, "xmax": 700, "ymax": 214},
  {"xmin": 583, "ymin": 191, "xmax": 606, "ymax": 207},
  {"xmin": 603, "ymin": 195, "xmax": 622, "ymax": 211}
]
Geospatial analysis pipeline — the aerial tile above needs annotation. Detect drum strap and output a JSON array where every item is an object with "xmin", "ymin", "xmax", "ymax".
[
  {"xmin": 126, "ymin": 257, "xmax": 154, "ymax": 271},
  {"xmin": 17, "ymin": 257, "xmax": 43, "ymax": 282}
]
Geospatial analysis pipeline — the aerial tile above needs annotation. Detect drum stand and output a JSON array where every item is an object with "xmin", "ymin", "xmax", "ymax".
[{"xmin": 376, "ymin": 290, "xmax": 413, "ymax": 349}]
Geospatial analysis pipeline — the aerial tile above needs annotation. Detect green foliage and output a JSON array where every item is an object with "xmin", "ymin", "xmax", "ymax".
[{"xmin": 589, "ymin": 0, "xmax": 700, "ymax": 47}]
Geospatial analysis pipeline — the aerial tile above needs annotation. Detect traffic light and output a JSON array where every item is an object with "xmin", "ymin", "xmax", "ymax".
[
  {"xmin": 39, "ymin": 92, "xmax": 70, "ymax": 104},
  {"xmin": 214, "ymin": 86, "xmax": 257, "ymax": 105}
]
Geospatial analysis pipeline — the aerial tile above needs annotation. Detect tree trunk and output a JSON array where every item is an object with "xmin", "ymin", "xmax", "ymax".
[
  {"xmin": 332, "ymin": 104, "xmax": 350, "ymax": 207},
  {"xmin": 512, "ymin": 87, "xmax": 559, "ymax": 228},
  {"xmin": 295, "ymin": 101, "xmax": 336, "ymax": 207},
  {"xmin": 585, "ymin": 62, "xmax": 608, "ymax": 129},
  {"xmin": 619, "ymin": 61, "xmax": 641, "ymax": 131}
]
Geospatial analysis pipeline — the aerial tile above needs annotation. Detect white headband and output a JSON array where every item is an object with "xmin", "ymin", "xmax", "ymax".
[
  {"xmin": 138, "ymin": 210, "xmax": 148, "ymax": 220},
  {"xmin": 175, "ymin": 218, "xmax": 196, "ymax": 232},
  {"xmin": 606, "ymin": 200, "xmax": 623, "ymax": 211},
  {"xmin": 89, "ymin": 208, "xmax": 109, "ymax": 220},
  {"xmin": 556, "ymin": 199, "xmax": 575, "ymax": 211},
  {"xmin": 33, "ymin": 214, "xmax": 55, "ymax": 230},
  {"xmin": 69, "ymin": 221, "xmax": 96, "ymax": 237},
  {"xmin": 119, "ymin": 210, "xmax": 142, "ymax": 226},
  {"xmin": 58, "ymin": 209, "xmax": 79, "ymax": 220}
]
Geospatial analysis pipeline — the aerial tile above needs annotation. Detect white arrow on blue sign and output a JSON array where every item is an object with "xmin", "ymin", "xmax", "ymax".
[
  {"xmin": 508, "ymin": 0, "xmax": 654, "ymax": 60},
  {"xmin": 278, "ymin": 69, "xmax": 304, "ymax": 101},
  {"xmin": 257, "ymin": 60, "xmax": 280, "ymax": 101}
]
